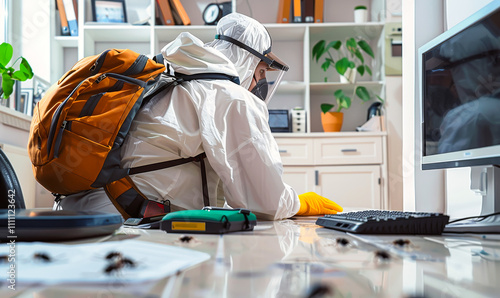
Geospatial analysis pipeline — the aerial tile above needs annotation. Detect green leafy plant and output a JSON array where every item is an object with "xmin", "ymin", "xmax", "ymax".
[
  {"xmin": 312, "ymin": 37, "xmax": 376, "ymax": 113},
  {"xmin": 0, "ymin": 42, "xmax": 33, "ymax": 99}
]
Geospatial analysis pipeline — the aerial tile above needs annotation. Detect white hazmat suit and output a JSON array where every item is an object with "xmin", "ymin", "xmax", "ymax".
[{"xmin": 59, "ymin": 13, "xmax": 301, "ymax": 220}]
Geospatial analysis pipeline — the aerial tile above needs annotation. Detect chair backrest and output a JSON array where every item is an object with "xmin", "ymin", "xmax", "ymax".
[{"xmin": 0, "ymin": 147, "xmax": 26, "ymax": 209}]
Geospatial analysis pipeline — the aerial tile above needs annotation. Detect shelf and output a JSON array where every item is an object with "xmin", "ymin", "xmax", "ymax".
[
  {"xmin": 308, "ymin": 22, "xmax": 384, "ymax": 39},
  {"xmin": 0, "ymin": 105, "xmax": 32, "ymax": 131},
  {"xmin": 273, "ymin": 131, "xmax": 387, "ymax": 138},
  {"xmin": 310, "ymin": 81, "xmax": 384, "ymax": 95},
  {"xmin": 264, "ymin": 24, "xmax": 307, "ymax": 41},
  {"xmin": 54, "ymin": 36, "xmax": 79, "ymax": 48},
  {"xmin": 155, "ymin": 25, "xmax": 217, "ymax": 43},
  {"xmin": 83, "ymin": 24, "xmax": 151, "ymax": 42},
  {"xmin": 276, "ymin": 81, "xmax": 307, "ymax": 94}
]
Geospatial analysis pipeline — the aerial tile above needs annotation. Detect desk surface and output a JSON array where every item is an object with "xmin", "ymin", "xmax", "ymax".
[{"xmin": 4, "ymin": 216, "xmax": 500, "ymax": 297}]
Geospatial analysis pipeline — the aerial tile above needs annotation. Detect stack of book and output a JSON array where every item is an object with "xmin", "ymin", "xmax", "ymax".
[
  {"xmin": 277, "ymin": 0, "xmax": 324, "ymax": 23},
  {"xmin": 156, "ymin": 0, "xmax": 191, "ymax": 25}
]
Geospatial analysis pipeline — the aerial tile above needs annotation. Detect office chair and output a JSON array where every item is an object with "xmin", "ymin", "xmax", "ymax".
[{"xmin": 0, "ymin": 147, "xmax": 26, "ymax": 209}]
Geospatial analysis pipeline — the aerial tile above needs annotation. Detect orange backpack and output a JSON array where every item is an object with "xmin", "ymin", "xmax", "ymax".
[
  {"xmin": 28, "ymin": 48, "xmax": 239, "ymax": 219},
  {"xmin": 28, "ymin": 49, "xmax": 166, "ymax": 195}
]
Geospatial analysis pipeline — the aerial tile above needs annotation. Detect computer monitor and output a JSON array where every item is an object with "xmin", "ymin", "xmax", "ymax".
[{"xmin": 418, "ymin": 1, "xmax": 500, "ymax": 233}]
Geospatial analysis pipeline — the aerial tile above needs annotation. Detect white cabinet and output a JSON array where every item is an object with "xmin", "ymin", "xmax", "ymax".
[
  {"xmin": 315, "ymin": 165, "xmax": 381, "ymax": 209},
  {"xmin": 281, "ymin": 166, "xmax": 315, "ymax": 195},
  {"xmin": 276, "ymin": 133, "xmax": 388, "ymax": 209}
]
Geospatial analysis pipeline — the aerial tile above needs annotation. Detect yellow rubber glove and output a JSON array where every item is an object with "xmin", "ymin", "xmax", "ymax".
[{"xmin": 296, "ymin": 192, "xmax": 343, "ymax": 216}]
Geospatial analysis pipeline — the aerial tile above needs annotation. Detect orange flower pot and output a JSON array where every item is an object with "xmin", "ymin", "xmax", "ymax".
[{"xmin": 321, "ymin": 112, "xmax": 344, "ymax": 132}]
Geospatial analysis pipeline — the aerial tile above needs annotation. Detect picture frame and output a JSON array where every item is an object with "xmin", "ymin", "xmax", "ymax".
[
  {"xmin": 7, "ymin": 81, "xmax": 20, "ymax": 110},
  {"xmin": 91, "ymin": 0, "xmax": 128, "ymax": 23},
  {"xmin": 20, "ymin": 88, "xmax": 33, "ymax": 116}
]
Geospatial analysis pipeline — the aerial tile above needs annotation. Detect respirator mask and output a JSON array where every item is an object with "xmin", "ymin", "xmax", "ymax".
[{"xmin": 215, "ymin": 34, "xmax": 289, "ymax": 104}]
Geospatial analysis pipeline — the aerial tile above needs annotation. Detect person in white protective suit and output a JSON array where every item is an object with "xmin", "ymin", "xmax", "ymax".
[{"xmin": 57, "ymin": 13, "xmax": 342, "ymax": 220}]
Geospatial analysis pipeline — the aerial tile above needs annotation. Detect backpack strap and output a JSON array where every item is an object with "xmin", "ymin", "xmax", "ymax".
[
  {"xmin": 128, "ymin": 152, "xmax": 210, "ymax": 208},
  {"xmin": 104, "ymin": 176, "xmax": 171, "ymax": 219},
  {"xmin": 175, "ymin": 72, "xmax": 240, "ymax": 85},
  {"xmin": 153, "ymin": 53, "xmax": 164, "ymax": 65}
]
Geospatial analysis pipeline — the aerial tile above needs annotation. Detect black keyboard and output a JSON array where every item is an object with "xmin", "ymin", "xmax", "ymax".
[{"xmin": 316, "ymin": 210, "xmax": 450, "ymax": 235}]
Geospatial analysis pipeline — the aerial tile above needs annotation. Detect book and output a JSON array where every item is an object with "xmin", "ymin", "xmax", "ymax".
[
  {"xmin": 156, "ymin": 0, "xmax": 174, "ymax": 25},
  {"xmin": 169, "ymin": 0, "xmax": 191, "ymax": 25},
  {"xmin": 56, "ymin": 0, "xmax": 69, "ymax": 36},
  {"xmin": 292, "ymin": 0, "xmax": 301, "ymax": 23},
  {"xmin": 314, "ymin": 0, "xmax": 324, "ymax": 23},
  {"xmin": 72, "ymin": 0, "xmax": 78, "ymax": 22},
  {"xmin": 63, "ymin": 0, "xmax": 78, "ymax": 36},
  {"xmin": 277, "ymin": 0, "xmax": 291, "ymax": 23},
  {"xmin": 302, "ymin": 0, "xmax": 314, "ymax": 23}
]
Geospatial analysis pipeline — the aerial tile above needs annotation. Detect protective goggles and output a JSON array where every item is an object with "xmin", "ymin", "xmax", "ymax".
[{"xmin": 215, "ymin": 34, "xmax": 289, "ymax": 104}]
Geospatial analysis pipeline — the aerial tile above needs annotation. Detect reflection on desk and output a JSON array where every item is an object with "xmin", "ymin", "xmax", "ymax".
[{"xmin": 2, "ymin": 216, "xmax": 499, "ymax": 297}]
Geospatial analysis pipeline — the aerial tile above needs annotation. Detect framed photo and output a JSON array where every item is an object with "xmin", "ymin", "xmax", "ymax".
[
  {"xmin": 33, "ymin": 75, "xmax": 50, "ymax": 101},
  {"xmin": 7, "ymin": 81, "xmax": 20, "ymax": 110},
  {"xmin": 20, "ymin": 88, "xmax": 33, "ymax": 116},
  {"xmin": 91, "ymin": 0, "xmax": 128, "ymax": 23}
]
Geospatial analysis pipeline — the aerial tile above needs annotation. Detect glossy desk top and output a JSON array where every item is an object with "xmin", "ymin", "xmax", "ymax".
[{"xmin": 5, "ymin": 216, "xmax": 500, "ymax": 297}]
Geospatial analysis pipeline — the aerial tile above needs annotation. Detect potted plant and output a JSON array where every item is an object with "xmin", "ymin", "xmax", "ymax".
[
  {"xmin": 312, "ymin": 37, "xmax": 374, "ymax": 84},
  {"xmin": 0, "ymin": 42, "xmax": 34, "ymax": 100},
  {"xmin": 312, "ymin": 37, "xmax": 375, "ymax": 132},
  {"xmin": 354, "ymin": 5, "xmax": 368, "ymax": 23}
]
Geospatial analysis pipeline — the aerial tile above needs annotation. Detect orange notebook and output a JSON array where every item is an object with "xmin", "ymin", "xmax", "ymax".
[
  {"xmin": 169, "ymin": 0, "xmax": 191, "ymax": 25},
  {"xmin": 156, "ymin": 0, "xmax": 174, "ymax": 25},
  {"xmin": 293, "ymin": 0, "xmax": 301, "ymax": 23},
  {"xmin": 314, "ymin": 0, "xmax": 324, "ymax": 23},
  {"xmin": 277, "ymin": 0, "xmax": 291, "ymax": 23},
  {"xmin": 56, "ymin": 0, "xmax": 69, "ymax": 35}
]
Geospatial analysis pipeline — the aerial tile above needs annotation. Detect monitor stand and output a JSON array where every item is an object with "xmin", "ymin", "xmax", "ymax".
[{"xmin": 444, "ymin": 165, "xmax": 500, "ymax": 234}]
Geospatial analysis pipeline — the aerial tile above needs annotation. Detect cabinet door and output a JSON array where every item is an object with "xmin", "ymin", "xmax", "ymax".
[
  {"xmin": 282, "ymin": 167, "xmax": 315, "ymax": 195},
  {"xmin": 315, "ymin": 165, "xmax": 381, "ymax": 209}
]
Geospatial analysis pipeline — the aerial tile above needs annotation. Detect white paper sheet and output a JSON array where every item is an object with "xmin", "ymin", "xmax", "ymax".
[{"xmin": 2, "ymin": 240, "xmax": 210, "ymax": 284}]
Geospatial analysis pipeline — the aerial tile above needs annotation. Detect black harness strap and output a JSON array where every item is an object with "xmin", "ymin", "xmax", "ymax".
[
  {"xmin": 129, "ymin": 152, "xmax": 206, "ymax": 175},
  {"xmin": 128, "ymin": 152, "xmax": 210, "ymax": 207},
  {"xmin": 199, "ymin": 157, "xmax": 209, "ymax": 206}
]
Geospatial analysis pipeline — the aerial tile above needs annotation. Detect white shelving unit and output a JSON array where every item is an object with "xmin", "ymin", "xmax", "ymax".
[
  {"xmin": 48, "ymin": 0, "xmax": 389, "ymax": 208},
  {"xmin": 50, "ymin": 0, "xmax": 386, "ymax": 133}
]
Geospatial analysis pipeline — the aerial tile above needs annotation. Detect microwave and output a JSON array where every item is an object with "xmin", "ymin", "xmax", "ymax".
[{"xmin": 268, "ymin": 109, "xmax": 291, "ymax": 132}]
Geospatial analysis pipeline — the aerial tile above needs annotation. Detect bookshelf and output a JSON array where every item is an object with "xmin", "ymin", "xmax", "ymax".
[
  {"xmin": 48, "ymin": 0, "xmax": 389, "ymax": 208},
  {"xmin": 50, "ymin": 0, "xmax": 386, "ymax": 133}
]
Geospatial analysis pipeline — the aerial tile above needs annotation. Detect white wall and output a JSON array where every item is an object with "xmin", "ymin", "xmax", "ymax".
[
  {"xmin": 385, "ymin": 0, "xmax": 403, "ymax": 210},
  {"xmin": 402, "ymin": 0, "xmax": 445, "ymax": 212},
  {"xmin": 19, "ymin": 0, "xmax": 51, "ymax": 83},
  {"xmin": 445, "ymin": 0, "xmax": 493, "ymax": 29}
]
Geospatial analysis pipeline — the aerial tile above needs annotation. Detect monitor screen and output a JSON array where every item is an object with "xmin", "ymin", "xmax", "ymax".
[
  {"xmin": 268, "ymin": 110, "xmax": 291, "ymax": 132},
  {"xmin": 418, "ymin": 1, "xmax": 500, "ymax": 233},
  {"xmin": 420, "ymin": 4, "xmax": 500, "ymax": 170}
]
